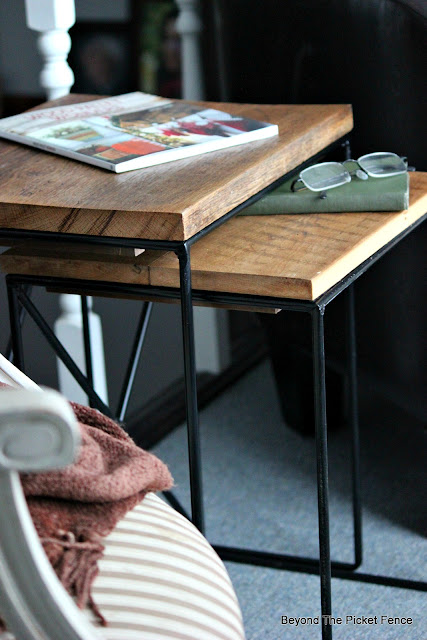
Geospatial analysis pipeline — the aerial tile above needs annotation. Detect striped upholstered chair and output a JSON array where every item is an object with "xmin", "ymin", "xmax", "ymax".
[{"xmin": 0, "ymin": 353, "xmax": 245, "ymax": 640}]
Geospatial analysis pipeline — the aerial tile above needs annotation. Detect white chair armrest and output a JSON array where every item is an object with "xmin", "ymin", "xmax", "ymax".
[
  {"xmin": 0, "ymin": 389, "xmax": 79, "ymax": 472},
  {"xmin": 0, "ymin": 386, "xmax": 246, "ymax": 639},
  {"xmin": 0, "ymin": 354, "xmax": 41, "ymax": 390},
  {"xmin": 0, "ymin": 389, "xmax": 99, "ymax": 640}
]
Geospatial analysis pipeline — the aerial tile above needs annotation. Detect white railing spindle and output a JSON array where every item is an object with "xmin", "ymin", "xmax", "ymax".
[
  {"xmin": 175, "ymin": 0, "xmax": 231, "ymax": 374},
  {"xmin": 25, "ymin": 0, "xmax": 75, "ymax": 100},
  {"xmin": 175, "ymin": 0, "xmax": 205, "ymax": 100},
  {"xmin": 24, "ymin": 0, "xmax": 108, "ymax": 406}
]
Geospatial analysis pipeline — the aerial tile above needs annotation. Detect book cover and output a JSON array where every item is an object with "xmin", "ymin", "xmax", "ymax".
[
  {"xmin": 0, "ymin": 92, "xmax": 278, "ymax": 173},
  {"xmin": 239, "ymin": 172, "xmax": 409, "ymax": 215}
]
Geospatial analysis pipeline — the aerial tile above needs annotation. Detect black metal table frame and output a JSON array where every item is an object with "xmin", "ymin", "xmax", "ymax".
[
  {"xmin": 2, "ymin": 145, "xmax": 426, "ymax": 640},
  {"xmin": 1, "ymin": 137, "xmax": 348, "ymax": 524}
]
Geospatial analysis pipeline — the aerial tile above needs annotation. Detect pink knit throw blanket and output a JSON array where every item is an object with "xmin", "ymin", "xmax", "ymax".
[{"xmin": 0, "ymin": 394, "xmax": 173, "ymax": 629}]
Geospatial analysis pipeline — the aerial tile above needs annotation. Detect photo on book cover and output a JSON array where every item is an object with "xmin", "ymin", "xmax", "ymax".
[
  {"xmin": 89, "ymin": 107, "xmax": 273, "ymax": 147},
  {"xmin": 23, "ymin": 107, "xmax": 275, "ymax": 165}
]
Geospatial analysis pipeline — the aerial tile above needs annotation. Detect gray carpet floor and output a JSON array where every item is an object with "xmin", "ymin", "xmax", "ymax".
[{"xmin": 153, "ymin": 360, "xmax": 426, "ymax": 639}]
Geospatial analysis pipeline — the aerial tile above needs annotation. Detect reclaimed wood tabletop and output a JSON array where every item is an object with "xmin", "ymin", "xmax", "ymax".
[
  {"xmin": 2, "ymin": 174, "xmax": 425, "ymax": 304},
  {"xmin": 0, "ymin": 95, "xmax": 353, "ymax": 242},
  {"xmin": 148, "ymin": 172, "xmax": 427, "ymax": 300}
]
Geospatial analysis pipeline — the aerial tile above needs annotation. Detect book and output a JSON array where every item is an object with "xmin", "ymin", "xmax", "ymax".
[
  {"xmin": 239, "ymin": 171, "xmax": 409, "ymax": 215},
  {"xmin": 0, "ymin": 92, "xmax": 278, "ymax": 173}
]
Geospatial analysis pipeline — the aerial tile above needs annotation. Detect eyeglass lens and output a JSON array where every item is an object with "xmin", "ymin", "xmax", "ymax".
[
  {"xmin": 357, "ymin": 152, "xmax": 407, "ymax": 177},
  {"xmin": 299, "ymin": 162, "xmax": 351, "ymax": 191}
]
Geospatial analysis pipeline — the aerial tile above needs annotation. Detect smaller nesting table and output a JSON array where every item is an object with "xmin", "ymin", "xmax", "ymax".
[{"xmin": 1, "ymin": 171, "xmax": 426, "ymax": 640}]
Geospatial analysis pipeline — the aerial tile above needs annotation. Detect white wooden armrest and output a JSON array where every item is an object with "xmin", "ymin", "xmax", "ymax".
[
  {"xmin": 0, "ymin": 389, "xmax": 79, "ymax": 472},
  {"xmin": 0, "ymin": 389, "xmax": 100, "ymax": 640},
  {"xmin": 0, "ymin": 358, "xmax": 245, "ymax": 639},
  {"xmin": 0, "ymin": 354, "xmax": 40, "ymax": 390}
]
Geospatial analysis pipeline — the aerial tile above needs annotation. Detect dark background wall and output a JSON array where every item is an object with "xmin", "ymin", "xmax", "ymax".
[{"xmin": 212, "ymin": 0, "xmax": 427, "ymax": 424}]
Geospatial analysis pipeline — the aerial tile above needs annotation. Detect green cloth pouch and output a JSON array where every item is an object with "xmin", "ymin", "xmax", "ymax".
[{"xmin": 239, "ymin": 171, "xmax": 409, "ymax": 215}]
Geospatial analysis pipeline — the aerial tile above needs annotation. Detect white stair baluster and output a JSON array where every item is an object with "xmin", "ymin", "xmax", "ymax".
[
  {"xmin": 24, "ymin": 0, "xmax": 108, "ymax": 405},
  {"xmin": 25, "ymin": 0, "xmax": 75, "ymax": 100},
  {"xmin": 175, "ymin": 0, "xmax": 205, "ymax": 100},
  {"xmin": 175, "ymin": 0, "xmax": 231, "ymax": 374}
]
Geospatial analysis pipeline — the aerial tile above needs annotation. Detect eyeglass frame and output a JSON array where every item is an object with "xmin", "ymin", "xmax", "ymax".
[{"xmin": 290, "ymin": 152, "xmax": 409, "ymax": 198}]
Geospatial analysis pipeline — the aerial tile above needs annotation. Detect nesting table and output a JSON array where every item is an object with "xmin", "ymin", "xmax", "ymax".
[
  {"xmin": 2, "ymin": 95, "xmax": 426, "ymax": 639},
  {"xmin": 0, "ymin": 93, "xmax": 353, "ymax": 522}
]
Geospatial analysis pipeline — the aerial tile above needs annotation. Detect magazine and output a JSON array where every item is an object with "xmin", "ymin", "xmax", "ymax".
[{"xmin": 0, "ymin": 92, "xmax": 279, "ymax": 173}]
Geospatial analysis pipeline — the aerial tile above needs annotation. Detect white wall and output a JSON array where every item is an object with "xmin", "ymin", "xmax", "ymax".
[
  {"xmin": 0, "ymin": 2, "xmax": 41, "ymax": 96},
  {"xmin": 74, "ymin": 0, "xmax": 130, "ymax": 22},
  {"xmin": 0, "ymin": 0, "xmax": 189, "ymax": 418}
]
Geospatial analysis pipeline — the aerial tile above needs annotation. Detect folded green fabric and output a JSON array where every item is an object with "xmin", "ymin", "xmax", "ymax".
[{"xmin": 239, "ymin": 172, "xmax": 409, "ymax": 215}]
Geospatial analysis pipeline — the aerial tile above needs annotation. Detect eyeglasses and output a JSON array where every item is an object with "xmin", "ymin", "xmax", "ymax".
[{"xmin": 291, "ymin": 152, "xmax": 408, "ymax": 195}]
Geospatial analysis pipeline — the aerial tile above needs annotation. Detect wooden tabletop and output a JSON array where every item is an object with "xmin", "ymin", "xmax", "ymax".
[
  {"xmin": 0, "ymin": 95, "xmax": 353, "ymax": 242},
  {"xmin": 148, "ymin": 172, "xmax": 427, "ymax": 300},
  {"xmin": 1, "ymin": 173, "xmax": 425, "ymax": 304}
]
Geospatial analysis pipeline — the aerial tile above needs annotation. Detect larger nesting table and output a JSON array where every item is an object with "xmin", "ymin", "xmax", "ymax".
[
  {"xmin": 0, "ymin": 95, "xmax": 360, "ymax": 639},
  {"xmin": 0, "ymin": 93, "xmax": 353, "ymax": 522}
]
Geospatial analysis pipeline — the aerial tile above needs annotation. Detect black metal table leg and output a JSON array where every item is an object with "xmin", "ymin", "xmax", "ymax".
[
  {"xmin": 6, "ymin": 281, "xmax": 25, "ymax": 371},
  {"xmin": 346, "ymin": 285, "xmax": 363, "ymax": 567},
  {"xmin": 10, "ymin": 282, "xmax": 113, "ymax": 418},
  {"xmin": 4, "ymin": 285, "xmax": 31, "ymax": 362},
  {"xmin": 312, "ymin": 305, "xmax": 333, "ymax": 640},
  {"xmin": 80, "ymin": 295, "xmax": 94, "ymax": 406},
  {"xmin": 117, "ymin": 301, "xmax": 153, "ymax": 422},
  {"xmin": 176, "ymin": 242, "xmax": 205, "ymax": 533}
]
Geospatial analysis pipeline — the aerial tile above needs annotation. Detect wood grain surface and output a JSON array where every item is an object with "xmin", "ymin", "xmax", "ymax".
[
  {"xmin": 0, "ymin": 95, "xmax": 353, "ymax": 241},
  {"xmin": 148, "ymin": 172, "xmax": 427, "ymax": 300},
  {"xmin": 0, "ymin": 244, "xmax": 279, "ymax": 313},
  {"xmin": 1, "ymin": 174, "xmax": 425, "ymax": 303},
  {"xmin": 0, "ymin": 242, "xmax": 154, "ymax": 286}
]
